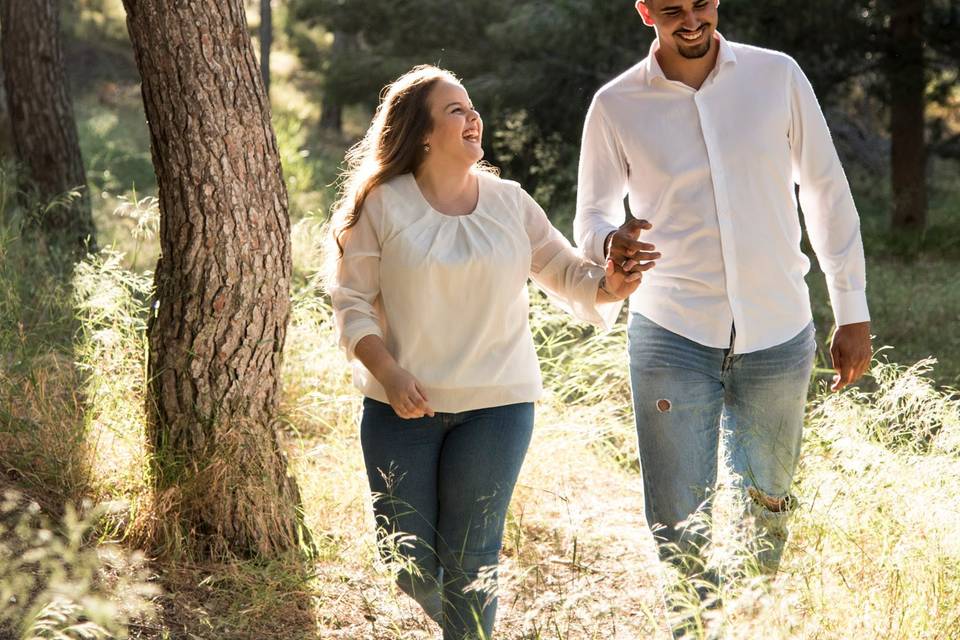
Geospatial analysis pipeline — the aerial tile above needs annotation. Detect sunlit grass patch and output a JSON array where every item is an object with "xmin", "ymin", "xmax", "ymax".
[
  {"xmin": 0, "ymin": 490, "xmax": 159, "ymax": 640},
  {"xmin": 73, "ymin": 248, "xmax": 153, "ymax": 528},
  {"xmin": 706, "ymin": 361, "xmax": 960, "ymax": 639},
  {"xmin": 0, "ymin": 162, "xmax": 91, "ymax": 507}
]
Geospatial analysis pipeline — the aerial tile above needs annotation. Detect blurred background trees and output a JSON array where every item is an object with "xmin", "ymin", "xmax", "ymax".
[
  {"xmin": 1, "ymin": 0, "xmax": 96, "ymax": 253},
  {"xmin": 288, "ymin": 0, "xmax": 958, "ymax": 238}
]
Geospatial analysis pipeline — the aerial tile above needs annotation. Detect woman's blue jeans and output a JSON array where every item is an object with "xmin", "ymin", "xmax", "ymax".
[
  {"xmin": 627, "ymin": 313, "xmax": 816, "ymax": 579},
  {"xmin": 360, "ymin": 398, "xmax": 534, "ymax": 640}
]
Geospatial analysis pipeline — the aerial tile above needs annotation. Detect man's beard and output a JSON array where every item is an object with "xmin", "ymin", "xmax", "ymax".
[{"xmin": 675, "ymin": 26, "xmax": 713, "ymax": 59}]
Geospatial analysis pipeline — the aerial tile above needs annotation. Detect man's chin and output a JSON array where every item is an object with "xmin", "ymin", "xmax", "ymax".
[{"xmin": 677, "ymin": 42, "xmax": 712, "ymax": 59}]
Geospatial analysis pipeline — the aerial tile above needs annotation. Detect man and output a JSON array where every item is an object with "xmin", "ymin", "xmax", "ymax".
[{"xmin": 574, "ymin": 0, "xmax": 872, "ymax": 587}]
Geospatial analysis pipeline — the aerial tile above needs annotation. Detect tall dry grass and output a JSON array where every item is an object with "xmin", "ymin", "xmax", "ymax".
[
  {"xmin": 0, "ymin": 164, "xmax": 158, "ymax": 639},
  {"xmin": 292, "ymin": 241, "xmax": 960, "ymax": 639},
  {"xmin": 1, "ymin": 169, "xmax": 958, "ymax": 638}
]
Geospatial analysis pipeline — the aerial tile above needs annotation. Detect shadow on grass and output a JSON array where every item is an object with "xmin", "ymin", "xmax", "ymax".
[
  {"xmin": 0, "ymin": 171, "xmax": 96, "ymax": 513},
  {"xmin": 136, "ymin": 557, "xmax": 320, "ymax": 640}
]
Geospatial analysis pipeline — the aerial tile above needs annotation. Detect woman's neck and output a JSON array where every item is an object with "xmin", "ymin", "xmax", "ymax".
[{"xmin": 414, "ymin": 161, "xmax": 478, "ymax": 216}]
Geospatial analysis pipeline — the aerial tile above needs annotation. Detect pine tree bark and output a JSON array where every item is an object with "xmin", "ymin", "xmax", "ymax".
[
  {"xmin": 888, "ymin": 0, "xmax": 928, "ymax": 231},
  {"xmin": 122, "ymin": 0, "xmax": 305, "ymax": 558},
  {"xmin": 0, "ymin": 53, "xmax": 10, "ymax": 156},
  {"xmin": 0, "ymin": 0, "xmax": 96, "ymax": 250},
  {"xmin": 260, "ymin": 0, "xmax": 272, "ymax": 95}
]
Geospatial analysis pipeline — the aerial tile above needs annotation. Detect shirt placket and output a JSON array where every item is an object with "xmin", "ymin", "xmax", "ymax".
[{"xmin": 694, "ymin": 88, "xmax": 741, "ymax": 353}]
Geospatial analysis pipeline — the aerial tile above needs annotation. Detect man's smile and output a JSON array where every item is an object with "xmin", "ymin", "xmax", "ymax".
[{"xmin": 675, "ymin": 26, "xmax": 707, "ymax": 42}]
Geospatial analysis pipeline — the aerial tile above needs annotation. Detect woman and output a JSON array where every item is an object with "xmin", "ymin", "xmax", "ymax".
[{"xmin": 326, "ymin": 65, "xmax": 657, "ymax": 639}]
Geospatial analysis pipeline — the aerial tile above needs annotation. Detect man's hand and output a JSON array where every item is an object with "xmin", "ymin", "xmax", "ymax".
[
  {"xmin": 605, "ymin": 218, "xmax": 660, "ymax": 279},
  {"xmin": 830, "ymin": 321, "xmax": 872, "ymax": 392}
]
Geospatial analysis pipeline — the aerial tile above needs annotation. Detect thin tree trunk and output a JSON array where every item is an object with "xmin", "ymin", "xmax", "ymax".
[
  {"xmin": 0, "ymin": 52, "xmax": 10, "ymax": 157},
  {"xmin": 888, "ymin": 0, "xmax": 928, "ymax": 231},
  {"xmin": 1, "ymin": 0, "xmax": 96, "ymax": 251},
  {"xmin": 319, "ymin": 31, "xmax": 349, "ymax": 133},
  {"xmin": 260, "ymin": 0, "xmax": 271, "ymax": 95},
  {"xmin": 121, "ymin": 0, "xmax": 305, "ymax": 559}
]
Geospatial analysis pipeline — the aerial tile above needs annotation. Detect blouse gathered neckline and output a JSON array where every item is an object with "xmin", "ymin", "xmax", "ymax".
[{"xmin": 408, "ymin": 172, "xmax": 482, "ymax": 219}]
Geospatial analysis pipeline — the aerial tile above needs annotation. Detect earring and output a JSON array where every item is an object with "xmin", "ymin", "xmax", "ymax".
[{"xmin": 423, "ymin": 143, "xmax": 431, "ymax": 152}]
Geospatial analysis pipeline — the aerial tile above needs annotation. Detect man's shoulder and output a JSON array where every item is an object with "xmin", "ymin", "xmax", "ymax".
[
  {"xmin": 594, "ymin": 59, "xmax": 650, "ymax": 104},
  {"xmin": 727, "ymin": 40, "xmax": 800, "ymax": 73}
]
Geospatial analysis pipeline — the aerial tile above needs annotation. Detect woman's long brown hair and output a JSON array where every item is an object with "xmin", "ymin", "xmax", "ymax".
[{"xmin": 327, "ymin": 65, "xmax": 458, "ymax": 261}]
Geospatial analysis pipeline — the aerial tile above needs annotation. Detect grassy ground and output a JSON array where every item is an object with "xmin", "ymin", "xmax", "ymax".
[
  {"xmin": 2, "ymin": 189, "xmax": 959, "ymax": 638},
  {"xmin": 0, "ymin": 4, "xmax": 958, "ymax": 639}
]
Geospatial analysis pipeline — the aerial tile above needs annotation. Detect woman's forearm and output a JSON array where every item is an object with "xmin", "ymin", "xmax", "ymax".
[{"xmin": 354, "ymin": 334, "xmax": 399, "ymax": 382}]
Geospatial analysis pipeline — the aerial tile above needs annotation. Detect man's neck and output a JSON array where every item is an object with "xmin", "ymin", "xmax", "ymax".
[{"xmin": 655, "ymin": 36, "xmax": 720, "ymax": 90}]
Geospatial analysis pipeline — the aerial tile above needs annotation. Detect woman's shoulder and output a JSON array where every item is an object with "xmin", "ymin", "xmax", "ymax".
[
  {"xmin": 368, "ymin": 173, "xmax": 411, "ymax": 203},
  {"xmin": 358, "ymin": 174, "xmax": 420, "ymax": 223},
  {"xmin": 477, "ymin": 167, "xmax": 519, "ymax": 192},
  {"xmin": 477, "ymin": 169, "xmax": 532, "ymax": 212}
]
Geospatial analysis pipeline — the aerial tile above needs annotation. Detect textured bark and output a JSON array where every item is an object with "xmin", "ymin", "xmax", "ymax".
[
  {"xmin": 122, "ymin": 0, "xmax": 303, "ymax": 558},
  {"xmin": 1, "ymin": 0, "xmax": 96, "ymax": 250},
  {"xmin": 260, "ymin": 0, "xmax": 271, "ymax": 95},
  {"xmin": 888, "ymin": 0, "xmax": 928, "ymax": 231},
  {"xmin": 0, "ymin": 54, "xmax": 10, "ymax": 156}
]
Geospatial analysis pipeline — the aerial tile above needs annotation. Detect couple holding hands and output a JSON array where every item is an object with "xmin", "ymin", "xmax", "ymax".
[{"xmin": 327, "ymin": 1, "xmax": 872, "ymax": 638}]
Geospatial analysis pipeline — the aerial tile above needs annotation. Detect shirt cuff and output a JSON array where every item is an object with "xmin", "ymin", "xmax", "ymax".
[
  {"xmin": 828, "ymin": 288, "xmax": 870, "ymax": 327},
  {"xmin": 589, "ymin": 222, "xmax": 619, "ymax": 265},
  {"xmin": 570, "ymin": 264, "xmax": 624, "ymax": 332},
  {"xmin": 342, "ymin": 320, "xmax": 384, "ymax": 358}
]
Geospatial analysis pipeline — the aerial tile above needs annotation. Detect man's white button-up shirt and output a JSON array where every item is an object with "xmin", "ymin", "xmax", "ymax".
[{"xmin": 574, "ymin": 34, "xmax": 870, "ymax": 354}]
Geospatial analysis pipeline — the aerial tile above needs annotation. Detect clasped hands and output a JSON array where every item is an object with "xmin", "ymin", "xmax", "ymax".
[{"xmin": 597, "ymin": 218, "xmax": 660, "ymax": 302}]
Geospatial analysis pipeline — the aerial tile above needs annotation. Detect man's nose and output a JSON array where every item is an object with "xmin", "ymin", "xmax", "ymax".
[{"xmin": 681, "ymin": 11, "xmax": 700, "ymax": 29}]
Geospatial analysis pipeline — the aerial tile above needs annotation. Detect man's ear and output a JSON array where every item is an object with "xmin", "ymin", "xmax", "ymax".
[{"xmin": 635, "ymin": 0, "xmax": 655, "ymax": 28}]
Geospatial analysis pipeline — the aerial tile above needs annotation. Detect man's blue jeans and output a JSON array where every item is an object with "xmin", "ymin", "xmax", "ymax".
[
  {"xmin": 627, "ymin": 313, "xmax": 816, "ymax": 577},
  {"xmin": 360, "ymin": 398, "xmax": 534, "ymax": 640}
]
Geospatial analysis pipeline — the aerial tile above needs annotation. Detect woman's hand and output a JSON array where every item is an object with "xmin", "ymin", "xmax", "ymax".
[
  {"xmin": 353, "ymin": 336, "xmax": 435, "ymax": 419},
  {"xmin": 596, "ymin": 257, "xmax": 655, "ymax": 303},
  {"xmin": 380, "ymin": 364, "xmax": 435, "ymax": 419}
]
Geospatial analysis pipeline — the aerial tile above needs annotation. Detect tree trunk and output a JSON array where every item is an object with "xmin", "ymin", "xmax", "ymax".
[
  {"xmin": 888, "ymin": 0, "xmax": 928, "ymax": 231},
  {"xmin": 0, "ymin": 0, "xmax": 96, "ymax": 251},
  {"xmin": 260, "ymin": 0, "xmax": 271, "ymax": 96},
  {"xmin": 0, "ymin": 51, "xmax": 10, "ymax": 157},
  {"xmin": 121, "ymin": 0, "xmax": 305, "ymax": 559},
  {"xmin": 319, "ymin": 31, "xmax": 349, "ymax": 133}
]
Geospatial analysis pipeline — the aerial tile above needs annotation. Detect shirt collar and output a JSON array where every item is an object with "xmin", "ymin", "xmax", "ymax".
[{"xmin": 644, "ymin": 31, "xmax": 737, "ymax": 86}]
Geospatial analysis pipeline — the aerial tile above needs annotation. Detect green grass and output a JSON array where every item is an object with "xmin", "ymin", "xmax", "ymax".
[{"xmin": 807, "ymin": 255, "xmax": 960, "ymax": 387}]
